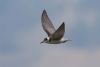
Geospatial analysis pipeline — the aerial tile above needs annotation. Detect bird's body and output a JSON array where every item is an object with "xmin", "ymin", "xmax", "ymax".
[
  {"xmin": 41, "ymin": 10, "xmax": 71, "ymax": 44},
  {"xmin": 44, "ymin": 37, "xmax": 67, "ymax": 44}
]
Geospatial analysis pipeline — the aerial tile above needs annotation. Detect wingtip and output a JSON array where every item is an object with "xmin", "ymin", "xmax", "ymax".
[
  {"xmin": 43, "ymin": 9, "xmax": 46, "ymax": 13},
  {"xmin": 42, "ymin": 9, "xmax": 47, "ymax": 17},
  {"xmin": 60, "ymin": 22, "xmax": 65, "ymax": 29},
  {"xmin": 43, "ymin": 9, "xmax": 46, "ymax": 11},
  {"xmin": 62, "ymin": 22, "xmax": 65, "ymax": 26},
  {"xmin": 62, "ymin": 22, "xmax": 65, "ymax": 24}
]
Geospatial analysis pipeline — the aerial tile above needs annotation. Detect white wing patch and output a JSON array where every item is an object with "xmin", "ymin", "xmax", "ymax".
[
  {"xmin": 47, "ymin": 37, "xmax": 50, "ymax": 40},
  {"xmin": 60, "ymin": 37, "xmax": 65, "ymax": 41}
]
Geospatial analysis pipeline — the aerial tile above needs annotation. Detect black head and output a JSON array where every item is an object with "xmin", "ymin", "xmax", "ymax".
[{"xmin": 40, "ymin": 38, "xmax": 48, "ymax": 44}]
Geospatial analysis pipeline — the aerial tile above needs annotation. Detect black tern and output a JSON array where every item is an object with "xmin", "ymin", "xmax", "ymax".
[{"xmin": 41, "ymin": 10, "xmax": 71, "ymax": 44}]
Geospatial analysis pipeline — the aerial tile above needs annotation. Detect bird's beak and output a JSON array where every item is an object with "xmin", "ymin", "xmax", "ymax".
[{"xmin": 40, "ymin": 40, "xmax": 45, "ymax": 44}]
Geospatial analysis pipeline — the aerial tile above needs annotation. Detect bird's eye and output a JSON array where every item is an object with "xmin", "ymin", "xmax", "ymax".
[{"xmin": 44, "ymin": 38, "xmax": 47, "ymax": 40}]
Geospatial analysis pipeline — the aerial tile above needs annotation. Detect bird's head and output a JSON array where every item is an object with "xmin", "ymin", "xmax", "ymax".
[{"xmin": 40, "ymin": 37, "xmax": 49, "ymax": 44}]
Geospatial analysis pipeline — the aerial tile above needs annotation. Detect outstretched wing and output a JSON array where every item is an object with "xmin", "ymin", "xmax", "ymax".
[
  {"xmin": 50, "ymin": 22, "xmax": 65, "ymax": 41},
  {"xmin": 41, "ymin": 10, "xmax": 55, "ymax": 36}
]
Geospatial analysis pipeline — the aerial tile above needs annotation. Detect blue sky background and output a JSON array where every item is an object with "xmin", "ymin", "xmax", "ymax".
[{"xmin": 0, "ymin": 0, "xmax": 100, "ymax": 67}]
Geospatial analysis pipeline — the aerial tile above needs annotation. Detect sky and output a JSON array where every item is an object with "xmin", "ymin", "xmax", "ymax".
[{"xmin": 0, "ymin": 0, "xmax": 100, "ymax": 67}]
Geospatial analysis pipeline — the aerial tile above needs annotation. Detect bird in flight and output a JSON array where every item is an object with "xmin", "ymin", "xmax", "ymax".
[{"xmin": 41, "ymin": 10, "xmax": 71, "ymax": 44}]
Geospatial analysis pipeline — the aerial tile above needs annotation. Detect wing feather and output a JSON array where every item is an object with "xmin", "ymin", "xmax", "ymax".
[
  {"xmin": 50, "ymin": 22, "xmax": 65, "ymax": 41},
  {"xmin": 41, "ymin": 10, "xmax": 55, "ymax": 36}
]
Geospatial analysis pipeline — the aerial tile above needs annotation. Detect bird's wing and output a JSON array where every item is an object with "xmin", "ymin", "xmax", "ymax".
[
  {"xmin": 50, "ymin": 22, "xmax": 65, "ymax": 41},
  {"xmin": 41, "ymin": 10, "xmax": 55, "ymax": 36}
]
